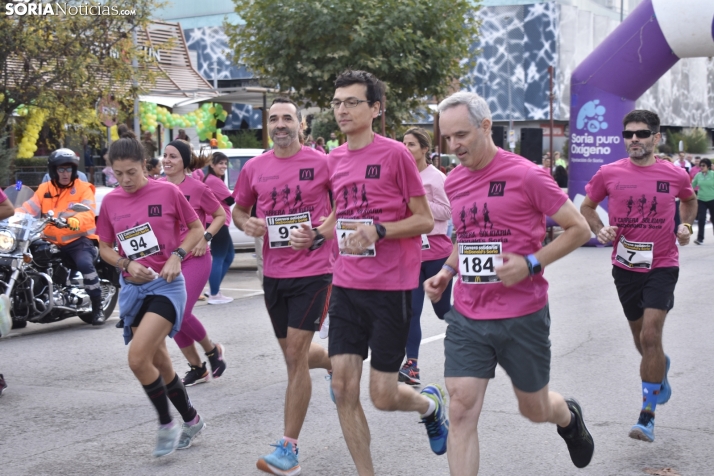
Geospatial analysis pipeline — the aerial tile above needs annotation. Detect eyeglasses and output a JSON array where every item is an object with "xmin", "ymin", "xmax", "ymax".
[
  {"xmin": 622, "ymin": 130, "xmax": 654, "ymax": 139},
  {"xmin": 331, "ymin": 98, "xmax": 370, "ymax": 109},
  {"xmin": 56, "ymin": 167, "xmax": 73, "ymax": 173}
]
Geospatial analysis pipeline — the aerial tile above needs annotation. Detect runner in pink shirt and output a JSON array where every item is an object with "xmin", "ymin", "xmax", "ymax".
[
  {"xmin": 581, "ymin": 109, "xmax": 696, "ymax": 443},
  {"xmin": 160, "ymin": 140, "xmax": 228, "ymax": 387},
  {"xmin": 290, "ymin": 70, "xmax": 447, "ymax": 473},
  {"xmin": 424, "ymin": 92, "xmax": 594, "ymax": 473},
  {"xmin": 96, "ymin": 134, "xmax": 207, "ymax": 456},
  {"xmin": 232, "ymin": 98, "xmax": 332, "ymax": 476},
  {"xmin": 398, "ymin": 127, "xmax": 453, "ymax": 387},
  {"xmin": 202, "ymin": 152, "xmax": 236, "ymax": 303}
]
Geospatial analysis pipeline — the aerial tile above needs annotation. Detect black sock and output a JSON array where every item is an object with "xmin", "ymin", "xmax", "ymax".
[
  {"xmin": 559, "ymin": 411, "xmax": 577, "ymax": 433},
  {"xmin": 166, "ymin": 373, "xmax": 197, "ymax": 423},
  {"xmin": 142, "ymin": 376, "xmax": 172, "ymax": 425}
]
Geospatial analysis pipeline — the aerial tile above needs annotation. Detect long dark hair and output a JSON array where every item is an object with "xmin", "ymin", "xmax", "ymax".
[{"xmin": 203, "ymin": 152, "xmax": 229, "ymax": 182}]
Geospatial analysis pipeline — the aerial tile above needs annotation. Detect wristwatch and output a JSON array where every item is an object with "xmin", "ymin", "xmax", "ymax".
[
  {"xmin": 172, "ymin": 248, "xmax": 187, "ymax": 261},
  {"xmin": 309, "ymin": 228, "xmax": 326, "ymax": 251},
  {"xmin": 524, "ymin": 254, "xmax": 542, "ymax": 276},
  {"xmin": 682, "ymin": 223, "xmax": 693, "ymax": 234},
  {"xmin": 375, "ymin": 223, "xmax": 387, "ymax": 241},
  {"xmin": 204, "ymin": 231, "xmax": 213, "ymax": 242}
]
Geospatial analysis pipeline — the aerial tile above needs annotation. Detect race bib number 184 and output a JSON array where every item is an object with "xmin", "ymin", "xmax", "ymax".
[
  {"xmin": 337, "ymin": 218, "xmax": 376, "ymax": 257},
  {"xmin": 458, "ymin": 242, "xmax": 503, "ymax": 284}
]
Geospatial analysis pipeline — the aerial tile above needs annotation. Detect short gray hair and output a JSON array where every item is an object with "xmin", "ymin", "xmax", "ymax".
[{"xmin": 437, "ymin": 91, "xmax": 491, "ymax": 127}]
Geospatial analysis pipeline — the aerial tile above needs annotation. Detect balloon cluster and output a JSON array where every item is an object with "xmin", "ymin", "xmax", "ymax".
[
  {"xmin": 139, "ymin": 102, "xmax": 232, "ymax": 148},
  {"xmin": 17, "ymin": 107, "xmax": 48, "ymax": 159}
]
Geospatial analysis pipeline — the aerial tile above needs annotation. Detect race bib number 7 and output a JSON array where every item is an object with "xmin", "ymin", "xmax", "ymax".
[
  {"xmin": 615, "ymin": 236, "xmax": 654, "ymax": 269},
  {"xmin": 458, "ymin": 242, "xmax": 503, "ymax": 284},
  {"xmin": 117, "ymin": 223, "xmax": 160, "ymax": 260},
  {"xmin": 267, "ymin": 212, "xmax": 311, "ymax": 249}
]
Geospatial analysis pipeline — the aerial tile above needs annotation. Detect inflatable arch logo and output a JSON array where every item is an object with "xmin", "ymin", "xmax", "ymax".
[{"xmin": 568, "ymin": 0, "xmax": 714, "ymax": 244}]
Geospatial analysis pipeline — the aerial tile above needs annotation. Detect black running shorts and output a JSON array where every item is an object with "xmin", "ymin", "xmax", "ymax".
[
  {"xmin": 612, "ymin": 265, "xmax": 679, "ymax": 321},
  {"xmin": 328, "ymin": 285, "xmax": 412, "ymax": 373},
  {"xmin": 132, "ymin": 295, "xmax": 177, "ymax": 327},
  {"xmin": 263, "ymin": 273, "xmax": 332, "ymax": 339}
]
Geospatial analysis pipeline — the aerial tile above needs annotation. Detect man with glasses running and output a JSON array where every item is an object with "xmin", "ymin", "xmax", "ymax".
[
  {"xmin": 580, "ymin": 109, "xmax": 696, "ymax": 442},
  {"xmin": 292, "ymin": 70, "xmax": 448, "ymax": 475}
]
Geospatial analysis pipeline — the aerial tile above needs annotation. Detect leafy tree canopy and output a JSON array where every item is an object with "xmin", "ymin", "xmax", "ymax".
[
  {"xmin": 0, "ymin": 0, "xmax": 164, "ymax": 133},
  {"xmin": 227, "ymin": 0, "xmax": 480, "ymax": 133}
]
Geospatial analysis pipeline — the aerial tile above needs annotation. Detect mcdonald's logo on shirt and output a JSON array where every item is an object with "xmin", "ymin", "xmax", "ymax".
[
  {"xmin": 299, "ymin": 168, "xmax": 314, "ymax": 181},
  {"xmin": 148, "ymin": 205, "xmax": 162, "ymax": 217},
  {"xmin": 365, "ymin": 164, "xmax": 381, "ymax": 179},
  {"xmin": 656, "ymin": 181, "xmax": 670, "ymax": 193},
  {"xmin": 488, "ymin": 181, "xmax": 506, "ymax": 197}
]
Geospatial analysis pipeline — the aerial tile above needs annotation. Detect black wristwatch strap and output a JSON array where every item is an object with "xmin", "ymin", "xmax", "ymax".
[{"xmin": 375, "ymin": 223, "xmax": 387, "ymax": 240}]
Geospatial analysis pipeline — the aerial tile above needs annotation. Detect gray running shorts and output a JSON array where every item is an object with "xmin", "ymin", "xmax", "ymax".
[{"xmin": 444, "ymin": 304, "xmax": 551, "ymax": 393}]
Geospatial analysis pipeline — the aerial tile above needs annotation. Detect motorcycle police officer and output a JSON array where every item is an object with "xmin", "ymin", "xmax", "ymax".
[{"xmin": 17, "ymin": 149, "xmax": 105, "ymax": 325}]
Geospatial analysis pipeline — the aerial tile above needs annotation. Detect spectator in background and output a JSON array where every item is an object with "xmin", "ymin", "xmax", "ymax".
[
  {"xmin": 315, "ymin": 137, "xmax": 327, "ymax": 154},
  {"xmin": 177, "ymin": 129, "xmax": 190, "ymax": 142},
  {"xmin": 83, "ymin": 137, "xmax": 96, "ymax": 184},
  {"xmin": 692, "ymin": 158, "xmax": 714, "ymax": 245},
  {"xmin": 554, "ymin": 151, "xmax": 567, "ymax": 169},
  {"xmin": 142, "ymin": 132, "xmax": 158, "ymax": 159},
  {"xmin": 326, "ymin": 132, "xmax": 339, "ymax": 152},
  {"xmin": 689, "ymin": 156, "xmax": 701, "ymax": 182},
  {"xmin": 554, "ymin": 165, "xmax": 568, "ymax": 188},
  {"xmin": 542, "ymin": 156, "xmax": 552, "ymax": 172},
  {"xmin": 673, "ymin": 152, "xmax": 691, "ymax": 172},
  {"xmin": 146, "ymin": 157, "xmax": 162, "ymax": 179}
]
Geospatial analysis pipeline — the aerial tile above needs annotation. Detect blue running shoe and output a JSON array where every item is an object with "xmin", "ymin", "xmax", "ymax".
[
  {"xmin": 658, "ymin": 355, "xmax": 671, "ymax": 405},
  {"xmin": 420, "ymin": 384, "xmax": 449, "ymax": 455},
  {"xmin": 177, "ymin": 415, "xmax": 206, "ymax": 450},
  {"xmin": 629, "ymin": 412, "xmax": 655, "ymax": 442},
  {"xmin": 256, "ymin": 439, "xmax": 301, "ymax": 476},
  {"xmin": 325, "ymin": 372, "xmax": 335, "ymax": 404},
  {"xmin": 152, "ymin": 421, "xmax": 181, "ymax": 457}
]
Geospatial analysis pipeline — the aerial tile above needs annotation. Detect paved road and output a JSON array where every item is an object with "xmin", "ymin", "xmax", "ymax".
[{"xmin": 1, "ymin": 244, "xmax": 712, "ymax": 476}]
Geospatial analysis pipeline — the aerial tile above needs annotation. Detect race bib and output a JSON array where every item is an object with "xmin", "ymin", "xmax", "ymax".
[
  {"xmin": 266, "ymin": 212, "xmax": 312, "ymax": 249},
  {"xmin": 421, "ymin": 234, "xmax": 430, "ymax": 250},
  {"xmin": 458, "ymin": 242, "xmax": 503, "ymax": 284},
  {"xmin": 117, "ymin": 223, "xmax": 160, "ymax": 260},
  {"xmin": 615, "ymin": 236, "xmax": 654, "ymax": 269},
  {"xmin": 336, "ymin": 218, "xmax": 376, "ymax": 257}
]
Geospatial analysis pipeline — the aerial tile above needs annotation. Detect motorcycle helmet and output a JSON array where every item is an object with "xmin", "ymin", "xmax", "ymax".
[{"xmin": 48, "ymin": 148, "xmax": 80, "ymax": 186}]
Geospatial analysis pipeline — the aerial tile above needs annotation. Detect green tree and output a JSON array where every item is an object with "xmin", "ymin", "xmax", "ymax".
[
  {"xmin": 0, "ymin": 0, "xmax": 164, "ymax": 135},
  {"xmin": 227, "ymin": 0, "xmax": 480, "ymax": 133}
]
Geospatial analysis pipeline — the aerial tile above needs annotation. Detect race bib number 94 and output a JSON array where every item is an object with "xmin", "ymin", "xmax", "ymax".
[
  {"xmin": 615, "ymin": 236, "xmax": 654, "ymax": 269},
  {"xmin": 267, "ymin": 212, "xmax": 311, "ymax": 249},
  {"xmin": 117, "ymin": 223, "xmax": 160, "ymax": 260},
  {"xmin": 458, "ymin": 242, "xmax": 503, "ymax": 284}
]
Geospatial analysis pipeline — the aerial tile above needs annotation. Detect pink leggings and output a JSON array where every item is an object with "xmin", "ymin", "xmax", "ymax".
[{"xmin": 174, "ymin": 252, "xmax": 211, "ymax": 349}]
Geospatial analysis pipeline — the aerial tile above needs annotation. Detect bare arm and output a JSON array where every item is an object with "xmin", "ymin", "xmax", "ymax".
[
  {"xmin": 580, "ymin": 196, "xmax": 617, "ymax": 244},
  {"xmin": 676, "ymin": 194, "xmax": 697, "ymax": 246},
  {"xmin": 497, "ymin": 200, "xmax": 591, "ymax": 287},
  {"xmin": 232, "ymin": 204, "xmax": 266, "ymax": 237}
]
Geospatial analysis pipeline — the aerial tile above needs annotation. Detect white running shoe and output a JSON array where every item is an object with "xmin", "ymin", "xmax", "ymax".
[
  {"xmin": 217, "ymin": 292, "xmax": 234, "ymax": 303},
  {"xmin": 0, "ymin": 294, "xmax": 11, "ymax": 338},
  {"xmin": 207, "ymin": 294, "xmax": 232, "ymax": 305},
  {"xmin": 319, "ymin": 314, "xmax": 330, "ymax": 339}
]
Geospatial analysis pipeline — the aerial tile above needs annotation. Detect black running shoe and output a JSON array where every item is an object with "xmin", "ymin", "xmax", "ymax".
[
  {"xmin": 182, "ymin": 363, "xmax": 209, "ymax": 386},
  {"xmin": 0, "ymin": 374, "xmax": 6, "ymax": 397},
  {"xmin": 206, "ymin": 344, "xmax": 227, "ymax": 379},
  {"xmin": 557, "ymin": 398, "xmax": 594, "ymax": 468}
]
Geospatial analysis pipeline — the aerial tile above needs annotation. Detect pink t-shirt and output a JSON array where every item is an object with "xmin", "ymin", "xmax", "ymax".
[
  {"xmin": 204, "ymin": 173, "xmax": 233, "ymax": 227},
  {"xmin": 329, "ymin": 134, "xmax": 425, "ymax": 290},
  {"xmin": 159, "ymin": 176, "xmax": 221, "ymax": 260},
  {"xmin": 446, "ymin": 148, "xmax": 568, "ymax": 320},
  {"xmin": 0, "ymin": 188, "xmax": 7, "ymax": 203},
  {"xmin": 96, "ymin": 179, "xmax": 198, "ymax": 276},
  {"xmin": 585, "ymin": 157, "xmax": 694, "ymax": 271},
  {"xmin": 420, "ymin": 164, "xmax": 452, "ymax": 261},
  {"xmin": 233, "ymin": 146, "xmax": 333, "ymax": 279}
]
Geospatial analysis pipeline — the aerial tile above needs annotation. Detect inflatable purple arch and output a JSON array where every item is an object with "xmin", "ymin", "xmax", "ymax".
[{"xmin": 568, "ymin": 0, "xmax": 714, "ymax": 233}]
